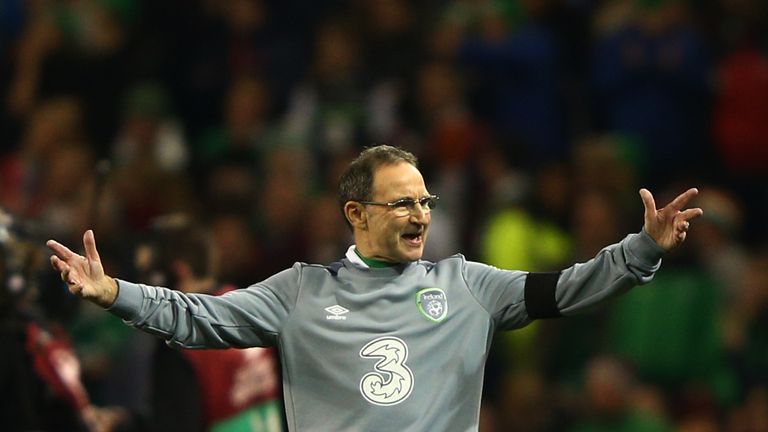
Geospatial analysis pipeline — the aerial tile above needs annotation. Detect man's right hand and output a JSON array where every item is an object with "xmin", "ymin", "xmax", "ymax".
[{"xmin": 47, "ymin": 230, "xmax": 118, "ymax": 308}]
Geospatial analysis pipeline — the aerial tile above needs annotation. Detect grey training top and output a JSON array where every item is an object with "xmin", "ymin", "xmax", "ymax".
[{"xmin": 109, "ymin": 231, "xmax": 664, "ymax": 432}]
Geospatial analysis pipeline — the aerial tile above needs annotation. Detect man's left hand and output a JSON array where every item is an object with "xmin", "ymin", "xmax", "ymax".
[{"xmin": 640, "ymin": 188, "xmax": 703, "ymax": 251}]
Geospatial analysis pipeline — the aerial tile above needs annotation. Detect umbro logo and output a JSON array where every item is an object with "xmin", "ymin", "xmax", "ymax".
[{"xmin": 325, "ymin": 305, "xmax": 349, "ymax": 320}]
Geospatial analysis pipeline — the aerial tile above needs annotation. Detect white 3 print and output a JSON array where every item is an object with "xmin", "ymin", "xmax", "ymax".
[
  {"xmin": 359, "ymin": 336, "xmax": 414, "ymax": 406},
  {"xmin": 328, "ymin": 288, "xmax": 447, "ymax": 405}
]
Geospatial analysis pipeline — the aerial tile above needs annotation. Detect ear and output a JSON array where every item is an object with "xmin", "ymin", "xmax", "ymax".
[{"xmin": 344, "ymin": 201, "xmax": 368, "ymax": 231}]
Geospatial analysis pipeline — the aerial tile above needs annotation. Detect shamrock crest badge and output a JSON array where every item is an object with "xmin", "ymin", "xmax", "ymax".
[{"xmin": 416, "ymin": 288, "xmax": 448, "ymax": 323}]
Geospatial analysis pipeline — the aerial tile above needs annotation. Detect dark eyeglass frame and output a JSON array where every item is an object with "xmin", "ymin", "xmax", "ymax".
[{"xmin": 359, "ymin": 195, "xmax": 439, "ymax": 215}]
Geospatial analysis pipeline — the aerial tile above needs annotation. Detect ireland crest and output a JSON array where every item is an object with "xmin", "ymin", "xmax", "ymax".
[{"xmin": 416, "ymin": 288, "xmax": 448, "ymax": 322}]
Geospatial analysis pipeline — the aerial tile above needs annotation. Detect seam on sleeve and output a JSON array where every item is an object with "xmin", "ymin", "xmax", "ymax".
[
  {"xmin": 288, "ymin": 264, "xmax": 302, "ymax": 320},
  {"xmin": 458, "ymin": 256, "xmax": 495, "ymax": 321}
]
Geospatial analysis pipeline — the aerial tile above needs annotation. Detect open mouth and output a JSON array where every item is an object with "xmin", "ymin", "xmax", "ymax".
[{"xmin": 402, "ymin": 232, "xmax": 423, "ymax": 245}]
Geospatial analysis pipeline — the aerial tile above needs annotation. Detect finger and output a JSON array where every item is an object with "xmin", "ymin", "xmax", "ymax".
[
  {"xmin": 61, "ymin": 267, "xmax": 71, "ymax": 283},
  {"xmin": 56, "ymin": 261, "xmax": 82, "ymax": 287},
  {"xmin": 46, "ymin": 239, "xmax": 78, "ymax": 261},
  {"xmin": 83, "ymin": 230, "xmax": 101, "ymax": 263},
  {"xmin": 639, "ymin": 188, "xmax": 656, "ymax": 221},
  {"xmin": 666, "ymin": 188, "xmax": 699, "ymax": 212},
  {"xmin": 678, "ymin": 207, "xmax": 704, "ymax": 222},
  {"xmin": 69, "ymin": 282, "xmax": 83, "ymax": 296},
  {"xmin": 50, "ymin": 255, "xmax": 68, "ymax": 273}
]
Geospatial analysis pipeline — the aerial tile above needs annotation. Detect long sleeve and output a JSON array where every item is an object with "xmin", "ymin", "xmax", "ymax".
[
  {"xmin": 554, "ymin": 230, "xmax": 664, "ymax": 316},
  {"xmin": 464, "ymin": 230, "xmax": 665, "ymax": 330},
  {"xmin": 107, "ymin": 265, "xmax": 302, "ymax": 349}
]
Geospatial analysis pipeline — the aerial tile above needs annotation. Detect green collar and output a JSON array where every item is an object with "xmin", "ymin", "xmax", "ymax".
[{"xmin": 354, "ymin": 248, "xmax": 398, "ymax": 268}]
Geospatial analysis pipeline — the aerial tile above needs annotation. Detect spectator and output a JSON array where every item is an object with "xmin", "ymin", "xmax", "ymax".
[
  {"xmin": 567, "ymin": 355, "xmax": 673, "ymax": 432},
  {"xmin": 590, "ymin": 0, "xmax": 711, "ymax": 181}
]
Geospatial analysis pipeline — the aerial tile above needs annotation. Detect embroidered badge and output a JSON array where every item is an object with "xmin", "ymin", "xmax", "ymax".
[{"xmin": 416, "ymin": 288, "xmax": 448, "ymax": 322}]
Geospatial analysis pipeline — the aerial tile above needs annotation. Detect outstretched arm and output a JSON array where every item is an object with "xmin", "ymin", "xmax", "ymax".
[
  {"xmin": 47, "ymin": 230, "xmax": 298, "ymax": 349},
  {"xmin": 554, "ymin": 187, "xmax": 705, "ymax": 315},
  {"xmin": 640, "ymin": 188, "xmax": 703, "ymax": 251},
  {"xmin": 47, "ymin": 230, "xmax": 118, "ymax": 308},
  {"xmin": 467, "ymin": 187, "xmax": 705, "ymax": 329}
]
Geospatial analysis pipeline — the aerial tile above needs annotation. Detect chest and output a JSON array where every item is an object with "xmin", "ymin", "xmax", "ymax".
[
  {"xmin": 301, "ymin": 270, "xmax": 478, "ymax": 332},
  {"xmin": 284, "ymin": 269, "xmax": 491, "ymax": 369}
]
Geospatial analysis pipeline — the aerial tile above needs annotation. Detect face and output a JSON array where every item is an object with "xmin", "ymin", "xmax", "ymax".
[{"xmin": 359, "ymin": 162, "xmax": 431, "ymax": 263}]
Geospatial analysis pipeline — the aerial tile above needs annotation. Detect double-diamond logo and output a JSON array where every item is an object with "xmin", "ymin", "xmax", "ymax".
[
  {"xmin": 416, "ymin": 288, "xmax": 448, "ymax": 322},
  {"xmin": 325, "ymin": 304, "xmax": 349, "ymax": 320}
]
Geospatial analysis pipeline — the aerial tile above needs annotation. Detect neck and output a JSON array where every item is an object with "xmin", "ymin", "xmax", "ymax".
[{"xmin": 354, "ymin": 248, "xmax": 397, "ymax": 267}]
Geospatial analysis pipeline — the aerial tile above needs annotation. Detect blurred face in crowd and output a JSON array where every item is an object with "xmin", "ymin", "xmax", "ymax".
[{"xmin": 357, "ymin": 162, "xmax": 431, "ymax": 263}]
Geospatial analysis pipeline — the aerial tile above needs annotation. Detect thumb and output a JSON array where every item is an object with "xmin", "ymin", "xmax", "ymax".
[{"xmin": 639, "ymin": 188, "xmax": 656, "ymax": 222}]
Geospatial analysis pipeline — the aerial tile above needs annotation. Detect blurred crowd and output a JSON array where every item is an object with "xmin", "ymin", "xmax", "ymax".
[{"xmin": 1, "ymin": 0, "xmax": 767, "ymax": 431}]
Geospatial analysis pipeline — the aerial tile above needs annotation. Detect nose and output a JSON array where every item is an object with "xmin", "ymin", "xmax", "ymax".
[{"xmin": 409, "ymin": 204, "xmax": 429, "ymax": 224}]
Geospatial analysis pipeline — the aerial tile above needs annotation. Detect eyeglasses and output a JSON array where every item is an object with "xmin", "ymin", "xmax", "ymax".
[{"xmin": 359, "ymin": 195, "xmax": 439, "ymax": 217}]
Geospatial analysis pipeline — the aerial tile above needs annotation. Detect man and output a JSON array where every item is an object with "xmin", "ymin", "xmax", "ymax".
[
  {"xmin": 47, "ymin": 145, "xmax": 703, "ymax": 431},
  {"xmin": 0, "ymin": 212, "xmax": 126, "ymax": 432},
  {"xmin": 132, "ymin": 217, "xmax": 283, "ymax": 432}
]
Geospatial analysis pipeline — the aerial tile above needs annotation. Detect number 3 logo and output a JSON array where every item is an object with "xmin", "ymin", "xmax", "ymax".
[{"xmin": 359, "ymin": 336, "xmax": 414, "ymax": 406}]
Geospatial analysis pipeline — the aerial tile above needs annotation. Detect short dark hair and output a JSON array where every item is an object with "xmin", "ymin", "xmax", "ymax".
[
  {"xmin": 338, "ymin": 145, "xmax": 418, "ymax": 227},
  {"xmin": 157, "ymin": 225, "xmax": 213, "ymax": 278},
  {"xmin": 139, "ymin": 214, "xmax": 215, "ymax": 281}
]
